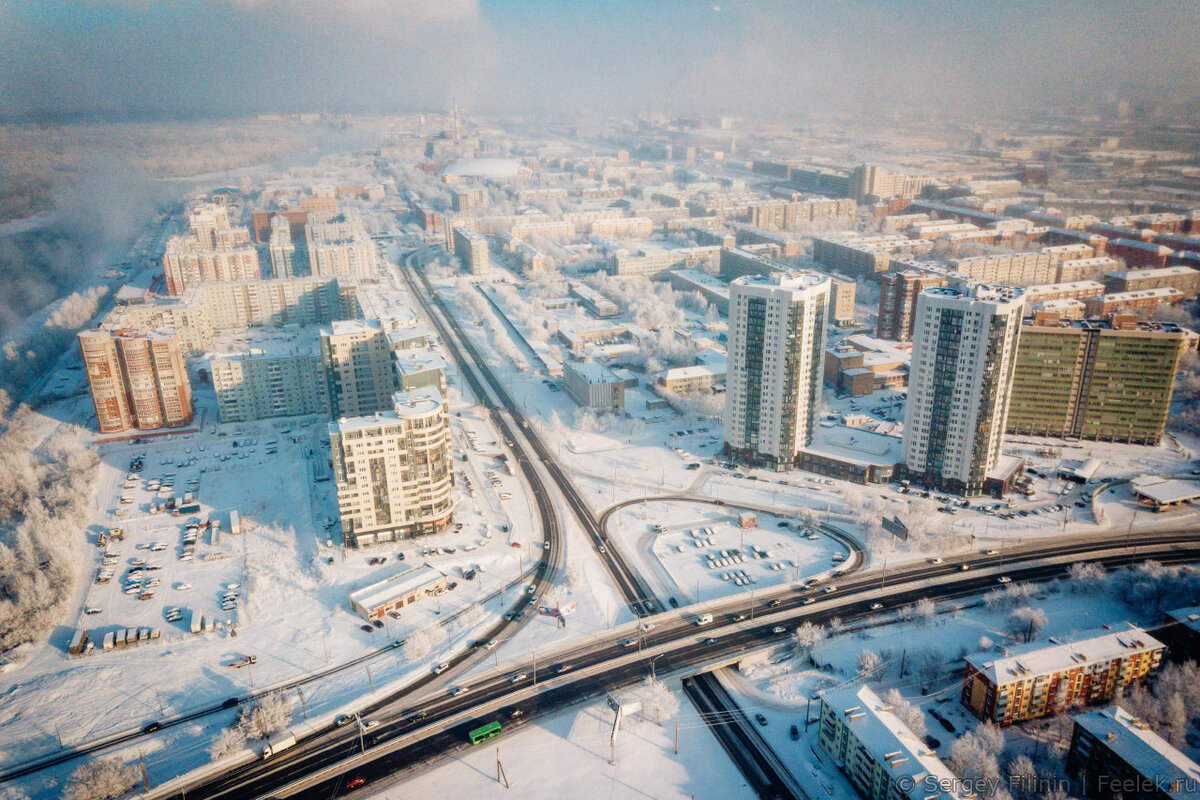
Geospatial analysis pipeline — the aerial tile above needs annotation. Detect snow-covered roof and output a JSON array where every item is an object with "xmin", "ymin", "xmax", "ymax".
[
  {"xmin": 1130, "ymin": 476, "xmax": 1200, "ymax": 505},
  {"xmin": 441, "ymin": 158, "xmax": 522, "ymax": 179},
  {"xmin": 803, "ymin": 424, "xmax": 902, "ymax": 467},
  {"xmin": 349, "ymin": 564, "xmax": 446, "ymax": 612},
  {"xmin": 393, "ymin": 348, "xmax": 446, "ymax": 376},
  {"xmin": 966, "ymin": 626, "xmax": 1163, "ymax": 685},
  {"xmin": 1073, "ymin": 706, "xmax": 1200, "ymax": 800},
  {"xmin": 820, "ymin": 685, "xmax": 969, "ymax": 800}
]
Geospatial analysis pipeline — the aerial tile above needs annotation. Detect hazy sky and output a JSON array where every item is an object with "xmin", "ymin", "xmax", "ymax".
[{"xmin": 1, "ymin": 0, "xmax": 1198, "ymax": 119}]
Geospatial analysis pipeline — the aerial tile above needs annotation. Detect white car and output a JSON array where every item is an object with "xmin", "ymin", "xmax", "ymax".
[
  {"xmin": 508, "ymin": 672, "xmax": 527, "ymax": 683},
  {"xmin": 175, "ymin": 583, "xmax": 193, "ymax": 591},
  {"xmin": 85, "ymin": 607, "xmax": 103, "ymax": 615}
]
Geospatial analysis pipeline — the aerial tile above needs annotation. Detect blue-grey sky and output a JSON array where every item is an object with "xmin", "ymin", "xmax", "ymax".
[{"xmin": 1, "ymin": 0, "xmax": 1197, "ymax": 119}]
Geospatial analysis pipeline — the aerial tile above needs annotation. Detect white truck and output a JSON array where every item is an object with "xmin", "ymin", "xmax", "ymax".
[
  {"xmin": 262, "ymin": 730, "xmax": 297, "ymax": 759},
  {"xmin": 695, "ymin": 613, "xmax": 713, "ymax": 626}
]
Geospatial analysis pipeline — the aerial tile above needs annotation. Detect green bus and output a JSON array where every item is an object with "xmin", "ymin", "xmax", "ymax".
[{"xmin": 468, "ymin": 720, "xmax": 502, "ymax": 745}]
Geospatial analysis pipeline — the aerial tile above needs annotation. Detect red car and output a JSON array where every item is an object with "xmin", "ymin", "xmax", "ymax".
[{"xmin": 347, "ymin": 777, "xmax": 367, "ymax": 789}]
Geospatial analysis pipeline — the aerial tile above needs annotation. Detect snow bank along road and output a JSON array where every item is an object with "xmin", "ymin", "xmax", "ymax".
[
  {"xmin": 399, "ymin": 255, "xmax": 658, "ymax": 616},
  {"xmin": 151, "ymin": 528, "xmax": 1200, "ymax": 799}
]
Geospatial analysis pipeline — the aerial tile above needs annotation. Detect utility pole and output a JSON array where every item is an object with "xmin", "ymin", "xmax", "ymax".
[
  {"xmin": 366, "ymin": 665, "xmax": 375, "ymax": 693},
  {"xmin": 139, "ymin": 754, "xmax": 150, "ymax": 792},
  {"xmin": 298, "ymin": 688, "xmax": 307, "ymax": 719},
  {"xmin": 54, "ymin": 722, "xmax": 64, "ymax": 750},
  {"xmin": 899, "ymin": 648, "xmax": 907, "ymax": 678},
  {"xmin": 496, "ymin": 748, "xmax": 510, "ymax": 788},
  {"xmin": 674, "ymin": 718, "xmax": 679, "ymax": 754}
]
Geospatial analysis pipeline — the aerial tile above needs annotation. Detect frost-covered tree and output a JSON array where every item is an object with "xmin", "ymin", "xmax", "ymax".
[
  {"xmin": 1006, "ymin": 754, "xmax": 1037, "ymax": 800},
  {"xmin": 210, "ymin": 725, "xmax": 248, "ymax": 760},
  {"xmin": 883, "ymin": 688, "xmax": 926, "ymax": 737},
  {"xmin": 949, "ymin": 724, "xmax": 1008, "ymax": 800},
  {"xmin": 1066, "ymin": 562, "xmax": 1106, "ymax": 591},
  {"xmin": 793, "ymin": 622, "xmax": 826, "ymax": 656},
  {"xmin": 62, "ymin": 758, "xmax": 140, "ymax": 800},
  {"xmin": 640, "ymin": 677, "xmax": 680, "ymax": 725},
  {"xmin": 915, "ymin": 597, "xmax": 937, "ymax": 625},
  {"xmin": 240, "ymin": 691, "xmax": 292, "ymax": 739},
  {"xmin": 857, "ymin": 649, "xmax": 882, "ymax": 679},
  {"xmin": 1007, "ymin": 606, "xmax": 1048, "ymax": 642},
  {"xmin": 403, "ymin": 625, "xmax": 445, "ymax": 661}
]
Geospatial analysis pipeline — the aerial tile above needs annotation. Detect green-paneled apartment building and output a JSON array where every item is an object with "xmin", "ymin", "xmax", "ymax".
[{"xmin": 1007, "ymin": 313, "xmax": 1191, "ymax": 445}]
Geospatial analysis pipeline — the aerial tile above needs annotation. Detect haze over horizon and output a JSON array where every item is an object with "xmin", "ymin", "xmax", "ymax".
[{"xmin": 2, "ymin": 0, "xmax": 1198, "ymax": 121}]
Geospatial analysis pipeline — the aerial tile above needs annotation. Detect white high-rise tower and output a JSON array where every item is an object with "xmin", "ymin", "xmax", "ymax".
[
  {"xmin": 902, "ymin": 286, "xmax": 1025, "ymax": 495},
  {"xmin": 724, "ymin": 272, "xmax": 831, "ymax": 471}
]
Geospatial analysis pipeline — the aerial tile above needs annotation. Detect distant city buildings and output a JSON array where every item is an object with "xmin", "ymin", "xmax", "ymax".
[
  {"xmin": 902, "ymin": 286, "xmax": 1024, "ymax": 496},
  {"xmin": 877, "ymin": 270, "xmax": 948, "ymax": 341},
  {"xmin": 79, "ymin": 328, "xmax": 193, "ymax": 433},
  {"xmin": 162, "ymin": 202, "xmax": 260, "ymax": 295},
  {"xmin": 724, "ymin": 272, "xmax": 830, "ymax": 470},
  {"xmin": 328, "ymin": 388, "xmax": 454, "ymax": 547},
  {"xmin": 452, "ymin": 226, "xmax": 490, "ymax": 275}
]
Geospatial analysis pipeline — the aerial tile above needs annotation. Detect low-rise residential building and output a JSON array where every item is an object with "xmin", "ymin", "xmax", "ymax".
[
  {"xmin": 1057, "ymin": 256, "xmax": 1120, "ymax": 283},
  {"xmin": 1022, "ymin": 281, "xmax": 1107, "ymax": 304},
  {"xmin": 349, "ymin": 564, "xmax": 448, "ymax": 620},
  {"xmin": 569, "ymin": 283, "xmax": 619, "ymax": 317},
  {"xmin": 1067, "ymin": 706, "xmax": 1200, "ymax": 800},
  {"xmin": 657, "ymin": 360, "xmax": 727, "ymax": 394},
  {"xmin": 1007, "ymin": 314, "xmax": 1189, "ymax": 445},
  {"xmin": 824, "ymin": 336, "xmax": 910, "ymax": 397},
  {"xmin": 563, "ymin": 359, "xmax": 625, "ymax": 412},
  {"xmin": 1107, "ymin": 238, "xmax": 1174, "ymax": 270},
  {"xmin": 1085, "ymin": 287, "xmax": 1185, "ymax": 317},
  {"xmin": 328, "ymin": 388, "xmax": 454, "ymax": 547},
  {"xmin": 961, "ymin": 626, "xmax": 1164, "ymax": 725},
  {"xmin": 812, "ymin": 234, "xmax": 935, "ymax": 278},
  {"xmin": 1104, "ymin": 266, "xmax": 1200, "ymax": 299},
  {"xmin": 665, "ymin": 269, "xmax": 731, "ymax": 315},
  {"xmin": 818, "ymin": 685, "xmax": 969, "ymax": 800}
]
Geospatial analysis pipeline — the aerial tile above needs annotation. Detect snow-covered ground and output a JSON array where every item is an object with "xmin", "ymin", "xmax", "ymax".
[
  {"xmin": 0, "ymin": 345, "xmax": 554, "ymax": 797},
  {"xmin": 358, "ymin": 686, "xmax": 757, "ymax": 800},
  {"xmin": 724, "ymin": 572, "xmax": 1180, "ymax": 794}
]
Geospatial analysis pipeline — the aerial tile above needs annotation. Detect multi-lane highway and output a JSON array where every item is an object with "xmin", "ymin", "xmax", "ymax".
[
  {"xmin": 398, "ymin": 255, "xmax": 660, "ymax": 615},
  {"xmin": 143, "ymin": 526, "xmax": 1200, "ymax": 799}
]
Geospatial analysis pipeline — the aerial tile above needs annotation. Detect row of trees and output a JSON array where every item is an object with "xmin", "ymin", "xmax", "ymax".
[{"xmin": 0, "ymin": 406, "xmax": 101, "ymax": 651}]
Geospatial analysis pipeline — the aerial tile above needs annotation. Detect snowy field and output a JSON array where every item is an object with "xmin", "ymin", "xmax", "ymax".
[
  {"xmin": 606, "ymin": 500, "xmax": 849, "ymax": 603},
  {"xmin": 358, "ymin": 686, "xmax": 757, "ymax": 800}
]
